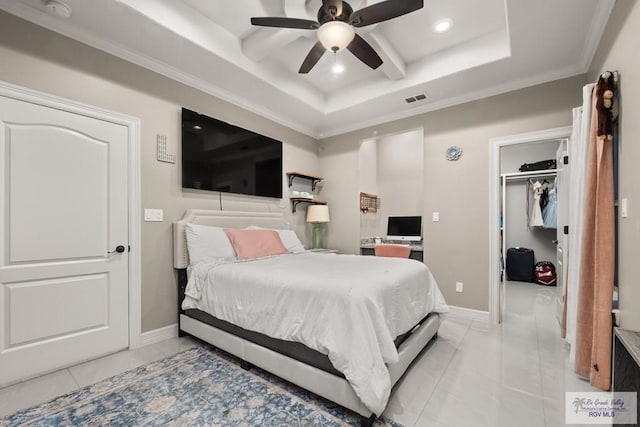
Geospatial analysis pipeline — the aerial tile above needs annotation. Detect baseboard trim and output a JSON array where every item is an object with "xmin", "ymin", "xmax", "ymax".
[
  {"xmin": 447, "ymin": 305, "xmax": 490, "ymax": 323},
  {"xmin": 140, "ymin": 323, "xmax": 179, "ymax": 347}
]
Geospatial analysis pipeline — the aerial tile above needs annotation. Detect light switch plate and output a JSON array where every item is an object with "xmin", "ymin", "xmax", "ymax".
[
  {"xmin": 621, "ymin": 198, "xmax": 628, "ymax": 218},
  {"xmin": 144, "ymin": 208, "xmax": 163, "ymax": 222},
  {"xmin": 432, "ymin": 212, "xmax": 440, "ymax": 222}
]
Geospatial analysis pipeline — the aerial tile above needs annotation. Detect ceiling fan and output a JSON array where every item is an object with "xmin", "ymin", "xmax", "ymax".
[{"xmin": 251, "ymin": 0, "xmax": 424, "ymax": 73}]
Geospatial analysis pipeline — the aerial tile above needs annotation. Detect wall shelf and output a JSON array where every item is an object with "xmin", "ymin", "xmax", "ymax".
[
  {"xmin": 287, "ymin": 171, "xmax": 323, "ymax": 191},
  {"xmin": 290, "ymin": 198, "xmax": 326, "ymax": 213}
]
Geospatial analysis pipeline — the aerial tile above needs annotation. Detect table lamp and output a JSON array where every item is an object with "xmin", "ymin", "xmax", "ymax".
[{"xmin": 306, "ymin": 205, "xmax": 330, "ymax": 249}]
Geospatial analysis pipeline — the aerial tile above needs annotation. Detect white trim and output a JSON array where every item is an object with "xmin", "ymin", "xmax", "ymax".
[
  {"xmin": 488, "ymin": 126, "xmax": 572, "ymax": 324},
  {"xmin": 0, "ymin": 80, "xmax": 142, "ymax": 349},
  {"xmin": 0, "ymin": 0, "xmax": 315, "ymax": 138},
  {"xmin": 578, "ymin": 0, "xmax": 616, "ymax": 71},
  {"xmin": 0, "ymin": 0, "xmax": 614, "ymax": 140},
  {"xmin": 140, "ymin": 323, "xmax": 179, "ymax": 347},
  {"xmin": 446, "ymin": 305, "xmax": 490, "ymax": 323},
  {"xmin": 127, "ymin": 108, "xmax": 142, "ymax": 349}
]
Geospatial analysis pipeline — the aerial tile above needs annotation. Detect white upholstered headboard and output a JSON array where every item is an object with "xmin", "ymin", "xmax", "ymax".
[{"xmin": 173, "ymin": 209, "xmax": 289, "ymax": 269}]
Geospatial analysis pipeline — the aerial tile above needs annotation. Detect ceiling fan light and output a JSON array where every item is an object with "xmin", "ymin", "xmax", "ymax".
[{"xmin": 317, "ymin": 21, "xmax": 355, "ymax": 52}]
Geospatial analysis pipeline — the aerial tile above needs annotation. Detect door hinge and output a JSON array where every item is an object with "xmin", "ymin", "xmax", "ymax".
[
  {"xmin": 563, "ymin": 155, "xmax": 569, "ymax": 165},
  {"xmin": 564, "ymin": 225, "xmax": 569, "ymax": 235},
  {"xmin": 128, "ymin": 245, "xmax": 131, "ymax": 252}
]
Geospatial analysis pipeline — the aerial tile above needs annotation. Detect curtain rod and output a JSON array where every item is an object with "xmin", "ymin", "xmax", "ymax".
[{"xmin": 501, "ymin": 169, "xmax": 557, "ymax": 181}]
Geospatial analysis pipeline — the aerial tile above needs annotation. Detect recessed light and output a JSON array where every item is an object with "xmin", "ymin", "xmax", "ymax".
[
  {"xmin": 332, "ymin": 62, "xmax": 345, "ymax": 74},
  {"xmin": 433, "ymin": 19, "xmax": 452, "ymax": 33},
  {"xmin": 193, "ymin": 125, "xmax": 202, "ymax": 130}
]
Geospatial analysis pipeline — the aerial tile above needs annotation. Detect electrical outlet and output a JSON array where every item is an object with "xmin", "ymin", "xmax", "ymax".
[{"xmin": 455, "ymin": 282, "xmax": 463, "ymax": 293}]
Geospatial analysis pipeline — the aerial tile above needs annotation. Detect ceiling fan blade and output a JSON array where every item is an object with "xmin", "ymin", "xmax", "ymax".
[
  {"xmin": 350, "ymin": 0, "xmax": 423, "ymax": 27},
  {"xmin": 250, "ymin": 17, "xmax": 319, "ymax": 30},
  {"xmin": 322, "ymin": 0, "xmax": 343, "ymax": 17},
  {"xmin": 299, "ymin": 41, "xmax": 327, "ymax": 74},
  {"xmin": 347, "ymin": 34, "xmax": 383, "ymax": 69}
]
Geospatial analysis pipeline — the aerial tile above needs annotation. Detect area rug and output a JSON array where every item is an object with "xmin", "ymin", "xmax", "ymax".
[{"xmin": 1, "ymin": 345, "xmax": 402, "ymax": 426}]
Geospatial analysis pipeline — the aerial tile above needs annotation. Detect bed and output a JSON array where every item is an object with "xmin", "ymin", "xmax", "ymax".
[{"xmin": 174, "ymin": 209, "xmax": 448, "ymax": 426}]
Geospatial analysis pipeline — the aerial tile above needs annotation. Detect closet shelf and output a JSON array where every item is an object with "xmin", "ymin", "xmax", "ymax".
[{"xmin": 501, "ymin": 169, "xmax": 558, "ymax": 181}]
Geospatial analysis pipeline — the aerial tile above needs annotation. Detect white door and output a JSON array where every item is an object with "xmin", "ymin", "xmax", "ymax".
[
  {"xmin": 555, "ymin": 140, "xmax": 569, "ymax": 325},
  {"xmin": 0, "ymin": 95, "xmax": 129, "ymax": 386}
]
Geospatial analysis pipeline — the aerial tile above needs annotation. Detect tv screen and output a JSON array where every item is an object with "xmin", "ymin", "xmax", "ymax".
[
  {"xmin": 387, "ymin": 216, "xmax": 422, "ymax": 241},
  {"xmin": 181, "ymin": 108, "xmax": 283, "ymax": 198}
]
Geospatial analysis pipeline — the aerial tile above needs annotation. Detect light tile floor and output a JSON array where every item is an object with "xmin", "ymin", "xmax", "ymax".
[{"xmin": 0, "ymin": 281, "xmax": 598, "ymax": 426}]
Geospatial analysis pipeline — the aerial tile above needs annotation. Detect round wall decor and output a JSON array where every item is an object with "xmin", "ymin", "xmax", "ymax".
[{"xmin": 445, "ymin": 146, "xmax": 463, "ymax": 161}]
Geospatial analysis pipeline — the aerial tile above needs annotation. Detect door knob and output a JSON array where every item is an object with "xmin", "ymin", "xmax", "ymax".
[{"xmin": 108, "ymin": 245, "xmax": 126, "ymax": 254}]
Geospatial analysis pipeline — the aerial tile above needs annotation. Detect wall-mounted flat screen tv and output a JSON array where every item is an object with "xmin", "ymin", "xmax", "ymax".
[
  {"xmin": 387, "ymin": 216, "xmax": 422, "ymax": 241},
  {"xmin": 181, "ymin": 108, "xmax": 283, "ymax": 198}
]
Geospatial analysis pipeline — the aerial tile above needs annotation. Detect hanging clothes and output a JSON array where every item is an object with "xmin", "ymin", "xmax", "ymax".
[
  {"xmin": 529, "ymin": 180, "xmax": 544, "ymax": 227},
  {"xmin": 540, "ymin": 180, "xmax": 550, "ymax": 211},
  {"xmin": 542, "ymin": 178, "xmax": 557, "ymax": 228}
]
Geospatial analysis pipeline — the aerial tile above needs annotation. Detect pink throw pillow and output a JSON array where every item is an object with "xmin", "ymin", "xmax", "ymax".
[{"xmin": 224, "ymin": 229, "xmax": 287, "ymax": 260}]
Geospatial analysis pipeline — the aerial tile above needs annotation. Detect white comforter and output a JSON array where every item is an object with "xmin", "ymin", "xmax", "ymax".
[{"xmin": 182, "ymin": 252, "xmax": 448, "ymax": 415}]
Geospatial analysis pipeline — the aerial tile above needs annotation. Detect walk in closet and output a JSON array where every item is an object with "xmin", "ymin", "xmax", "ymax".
[{"xmin": 500, "ymin": 139, "xmax": 568, "ymax": 323}]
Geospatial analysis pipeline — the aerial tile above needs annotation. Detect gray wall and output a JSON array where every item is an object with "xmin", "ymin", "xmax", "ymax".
[
  {"xmin": 358, "ymin": 139, "xmax": 378, "ymax": 238},
  {"xmin": 4, "ymin": 3, "xmax": 633, "ymax": 322},
  {"xmin": 319, "ymin": 77, "xmax": 584, "ymax": 311},
  {"xmin": 375, "ymin": 129, "xmax": 424, "ymax": 238},
  {"xmin": 588, "ymin": 0, "xmax": 640, "ymax": 330},
  {"xmin": 0, "ymin": 12, "xmax": 319, "ymax": 333}
]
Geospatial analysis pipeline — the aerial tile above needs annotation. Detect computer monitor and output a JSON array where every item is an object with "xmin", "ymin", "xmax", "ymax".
[{"xmin": 387, "ymin": 216, "xmax": 422, "ymax": 241}]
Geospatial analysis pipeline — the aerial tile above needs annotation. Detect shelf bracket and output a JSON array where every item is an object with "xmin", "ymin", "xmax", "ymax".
[
  {"xmin": 287, "ymin": 173, "xmax": 322, "ymax": 191},
  {"xmin": 291, "ymin": 199, "xmax": 303, "ymax": 213}
]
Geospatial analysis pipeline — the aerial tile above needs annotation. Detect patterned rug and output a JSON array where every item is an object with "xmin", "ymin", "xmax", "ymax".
[{"xmin": 1, "ymin": 345, "xmax": 403, "ymax": 426}]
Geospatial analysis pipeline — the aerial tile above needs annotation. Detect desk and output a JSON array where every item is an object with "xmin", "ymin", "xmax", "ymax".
[{"xmin": 360, "ymin": 242, "xmax": 423, "ymax": 262}]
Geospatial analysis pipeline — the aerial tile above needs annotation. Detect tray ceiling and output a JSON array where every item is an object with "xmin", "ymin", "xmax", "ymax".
[{"xmin": 0, "ymin": 0, "xmax": 614, "ymax": 137}]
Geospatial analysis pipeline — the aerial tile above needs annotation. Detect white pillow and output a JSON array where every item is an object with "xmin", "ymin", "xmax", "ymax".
[
  {"xmin": 247, "ymin": 226, "xmax": 306, "ymax": 253},
  {"xmin": 185, "ymin": 223, "xmax": 236, "ymax": 264},
  {"xmin": 277, "ymin": 229, "xmax": 306, "ymax": 253}
]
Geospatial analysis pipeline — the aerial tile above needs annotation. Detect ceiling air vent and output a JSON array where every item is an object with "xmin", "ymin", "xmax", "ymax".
[{"xmin": 405, "ymin": 92, "xmax": 429, "ymax": 104}]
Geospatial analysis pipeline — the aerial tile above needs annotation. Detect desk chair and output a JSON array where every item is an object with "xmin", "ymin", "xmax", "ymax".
[{"xmin": 374, "ymin": 243, "xmax": 411, "ymax": 258}]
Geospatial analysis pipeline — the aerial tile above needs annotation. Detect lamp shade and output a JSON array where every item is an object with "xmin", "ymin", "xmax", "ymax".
[
  {"xmin": 317, "ymin": 21, "xmax": 355, "ymax": 52},
  {"xmin": 306, "ymin": 205, "xmax": 330, "ymax": 223}
]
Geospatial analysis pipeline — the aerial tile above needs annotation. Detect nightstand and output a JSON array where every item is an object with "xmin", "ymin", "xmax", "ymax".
[{"xmin": 307, "ymin": 248, "xmax": 339, "ymax": 254}]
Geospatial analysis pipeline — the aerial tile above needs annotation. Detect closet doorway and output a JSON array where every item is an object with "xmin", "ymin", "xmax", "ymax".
[{"xmin": 489, "ymin": 127, "xmax": 571, "ymax": 324}]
